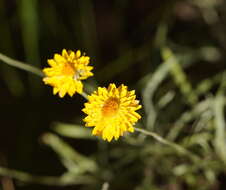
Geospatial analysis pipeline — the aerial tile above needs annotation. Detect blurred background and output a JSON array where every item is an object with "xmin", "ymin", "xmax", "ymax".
[{"xmin": 0, "ymin": 0, "xmax": 226, "ymax": 189}]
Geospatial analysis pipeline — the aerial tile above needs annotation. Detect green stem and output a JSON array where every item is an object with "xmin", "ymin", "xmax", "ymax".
[
  {"xmin": 0, "ymin": 52, "xmax": 44, "ymax": 77},
  {"xmin": 101, "ymin": 182, "xmax": 109, "ymax": 190},
  {"xmin": 80, "ymin": 92, "xmax": 88, "ymax": 100},
  {"xmin": 214, "ymin": 74, "xmax": 226, "ymax": 163},
  {"xmin": 134, "ymin": 127, "xmax": 200, "ymax": 162},
  {"xmin": 0, "ymin": 166, "xmax": 95, "ymax": 186}
]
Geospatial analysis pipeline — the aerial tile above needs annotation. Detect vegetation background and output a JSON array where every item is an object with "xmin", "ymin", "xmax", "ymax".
[{"xmin": 0, "ymin": 0, "xmax": 226, "ymax": 189}]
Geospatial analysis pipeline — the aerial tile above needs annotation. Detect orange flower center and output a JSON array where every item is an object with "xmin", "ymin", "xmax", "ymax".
[
  {"xmin": 62, "ymin": 62, "xmax": 76, "ymax": 76},
  {"xmin": 102, "ymin": 98, "xmax": 119, "ymax": 117}
]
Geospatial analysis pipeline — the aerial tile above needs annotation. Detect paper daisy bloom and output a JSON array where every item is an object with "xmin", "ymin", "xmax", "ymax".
[
  {"xmin": 42, "ymin": 49, "xmax": 93, "ymax": 98},
  {"xmin": 82, "ymin": 83, "xmax": 142, "ymax": 142}
]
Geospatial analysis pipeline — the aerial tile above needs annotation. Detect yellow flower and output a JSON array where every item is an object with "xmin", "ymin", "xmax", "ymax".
[
  {"xmin": 43, "ymin": 49, "xmax": 93, "ymax": 98},
  {"xmin": 82, "ymin": 83, "xmax": 142, "ymax": 142}
]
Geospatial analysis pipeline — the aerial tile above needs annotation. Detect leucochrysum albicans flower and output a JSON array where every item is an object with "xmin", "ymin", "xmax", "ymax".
[
  {"xmin": 82, "ymin": 83, "xmax": 142, "ymax": 142},
  {"xmin": 43, "ymin": 49, "xmax": 93, "ymax": 97}
]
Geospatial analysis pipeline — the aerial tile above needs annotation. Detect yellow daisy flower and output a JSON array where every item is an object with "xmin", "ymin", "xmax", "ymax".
[
  {"xmin": 82, "ymin": 83, "xmax": 142, "ymax": 142},
  {"xmin": 43, "ymin": 49, "xmax": 93, "ymax": 98}
]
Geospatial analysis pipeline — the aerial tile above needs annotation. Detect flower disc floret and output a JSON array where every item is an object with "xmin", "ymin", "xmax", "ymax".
[
  {"xmin": 82, "ymin": 83, "xmax": 142, "ymax": 142},
  {"xmin": 43, "ymin": 49, "xmax": 93, "ymax": 97}
]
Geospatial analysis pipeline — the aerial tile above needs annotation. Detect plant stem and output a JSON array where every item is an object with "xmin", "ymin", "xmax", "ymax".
[
  {"xmin": 0, "ymin": 166, "xmax": 95, "ymax": 186},
  {"xmin": 134, "ymin": 127, "xmax": 200, "ymax": 162},
  {"xmin": 101, "ymin": 182, "xmax": 109, "ymax": 190},
  {"xmin": 80, "ymin": 92, "xmax": 88, "ymax": 100},
  {"xmin": 0, "ymin": 52, "xmax": 43, "ymax": 77}
]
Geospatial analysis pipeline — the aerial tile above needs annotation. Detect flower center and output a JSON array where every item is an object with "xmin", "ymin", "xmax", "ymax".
[
  {"xmin": 62, "ymin": 63, "xmax": 76, "ymax": 76},
  {"xmin": 102, "ymin": 98, "xmax": 119, "ymax": 117}
]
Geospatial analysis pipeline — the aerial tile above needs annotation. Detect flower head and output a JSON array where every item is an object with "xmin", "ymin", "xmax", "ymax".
[
  {"xmin": 82, "ymin": 83, "xmax": 142, "ymax": 142},
  {"xmin": 43, "ymin": 49, "xmax": 93, "ymax": 97}
]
